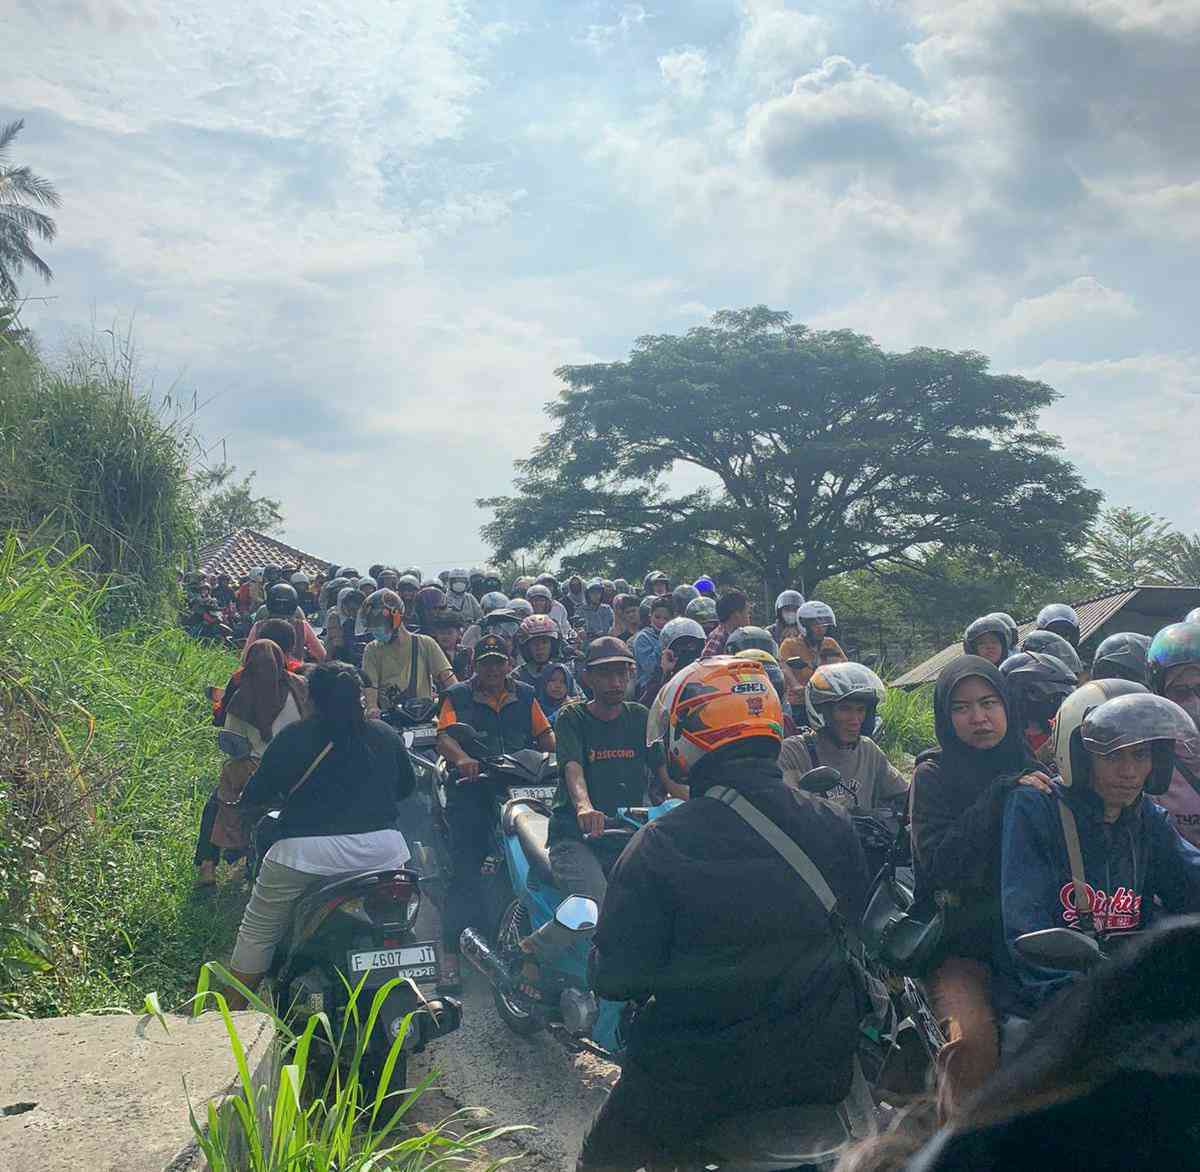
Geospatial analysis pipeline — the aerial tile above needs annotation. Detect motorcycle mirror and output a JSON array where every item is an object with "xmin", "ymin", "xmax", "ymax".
[
  {"xmin": 1014, "ymin": 928, "xmax": 1102, "ymax": 971},
  {"xmin": 217, "ymin": 730, "xmax": 252, "ymax": 759},
  {"xmin": 797, "ymin": 765, "xmax": 843, "ymax": 795},
  {"xmin": 554, "ymin": 895, "xmax": 599, "ymax": 933},
  {"xmin": 443, "ymin": 722, "xmax": 484, "ymax": 750}
]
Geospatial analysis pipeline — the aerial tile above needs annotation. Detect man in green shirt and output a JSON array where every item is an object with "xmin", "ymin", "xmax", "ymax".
[{"xmin": 548, "ymin": 637, "xmax": 670, "ymax": 907}]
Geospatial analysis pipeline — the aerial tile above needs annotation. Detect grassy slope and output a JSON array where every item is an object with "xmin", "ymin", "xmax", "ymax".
[
  {"xmin": 877, "ymin": 685, "xmax": 936, "ymax": 767},
  {"xmin": 1, "ymin": 537, "xmax": 242, "ymax": 1015}
]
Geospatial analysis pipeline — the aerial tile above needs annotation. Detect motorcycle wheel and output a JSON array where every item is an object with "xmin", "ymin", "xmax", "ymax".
[{"xmin": 493, "ymin": 898, "xmax": 541, "ymax": 1037}]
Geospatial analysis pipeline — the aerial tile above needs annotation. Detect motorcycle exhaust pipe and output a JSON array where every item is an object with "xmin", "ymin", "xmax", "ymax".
[{"xmin": 459, "ymin": 928, "xmax": 515, "ymax": 992}]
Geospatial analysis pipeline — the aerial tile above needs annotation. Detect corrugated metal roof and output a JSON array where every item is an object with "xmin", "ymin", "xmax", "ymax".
[
  {"xmin": 197, "ymin": 528, "xmax": 334, "ymax": 581},
  {"xmin": 889, "ymin": 586, "xmax": 1141, "ymax": 689}
]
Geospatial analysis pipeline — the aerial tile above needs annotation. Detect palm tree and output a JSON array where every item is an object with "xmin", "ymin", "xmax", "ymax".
[{"xmin": 0, "ymin": 119, "xmax": 61, "ymax": 302}]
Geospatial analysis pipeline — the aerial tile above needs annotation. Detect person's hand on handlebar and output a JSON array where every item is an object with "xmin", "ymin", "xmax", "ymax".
[
  {"xmin": 577, "ymin": 806, "xmax": 605, "ymax": 838},
  {"xmin": 456, "ymin": 757, "xmax": 482, "ymax": 781}
]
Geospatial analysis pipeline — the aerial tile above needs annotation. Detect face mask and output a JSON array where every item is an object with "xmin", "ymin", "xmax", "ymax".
[
  {"xmin": 450, "ymin": 581, "xmax": 466, "ymax": 593},
  {"xmin": 781, "ymin": 608, "xmax": 798, "ymax": 625}
]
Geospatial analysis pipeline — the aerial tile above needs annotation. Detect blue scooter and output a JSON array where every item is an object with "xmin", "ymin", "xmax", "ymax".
[{"xmin": 461, "ymin": 789, "xmax": 679, "ymax": 1058}]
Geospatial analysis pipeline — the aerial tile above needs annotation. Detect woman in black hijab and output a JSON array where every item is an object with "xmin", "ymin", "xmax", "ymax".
[{"xmin": 910, "ymin": 655, "xmax": 1052, "ymax": 1118}]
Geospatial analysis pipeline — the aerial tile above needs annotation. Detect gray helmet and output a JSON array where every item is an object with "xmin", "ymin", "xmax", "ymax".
[
  {"xmin": 963, "ymin": 614, "xmax": 1013, "ymax": 659},
  {"xmin": 1020, "ymin": 629, "xmax": 1083, "ymax": 675},
  {"xmin": 805, "ymin": 662, "xmax": 886, "ymax": 738},
  {"xmin": 660, "ymin": 616, "xmax": 706, "ymax": 652},
  {"xmin": 480, "ymin": 591, "xmax": 510, "ymax": 615},
  {"xmin": 987, "ymin": 612, "xmax": 1020, "ymax": 648},
  {"xmin": 526, "ymin": 584, "xmax": 553, "ymax": 603},
  {"xmin": 1091, "ymin": 632, "xmax": 1152, "ymax": 685},
  {"xmin": 725, "ymin": 625, "xmax": 780, "ymax": 659},
  {"xmin": 671, "ymin": 583, "xmax": 701, "ymax": 614},
  {"xmin": 1079, "ymin": 692, "xmax": 1198, "ymax": 796},
  {"xmin": 686, "ymin": 595, "xmax": 718, "ymax": 624},
  {"xmin": 798, "ymin": 601, "xmax": 836, "ymax": 628},
  {"xmin": 1186, "ymin": 608, "xmax": 1200, "ymax": 625},
  {"xmin": 509, "ymin": 597, "xmax": 534, "ymax": 619},
  {"xmin": 336, "ymin": 585, "xmax": 362, "ymax": 616},
  {"xmin": 1037, "ymin": 602, "xmax": 1081, "ymax": 645},
  {"xmin": 775, "ymin": 589, "xmax": 804, "ymax": 614}
]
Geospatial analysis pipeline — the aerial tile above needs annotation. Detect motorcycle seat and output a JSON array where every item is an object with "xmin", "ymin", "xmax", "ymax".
[
  {"xmin": 289, "ymin": 867, "xmax": 416, "ymax": 937},
  {"xmin": 502, "ymin": 800, "xmax": 554, "ymax": 886},
  {"xmin": 696, "ymin": 1104, "xmax": 852, "ymax": 1169}
]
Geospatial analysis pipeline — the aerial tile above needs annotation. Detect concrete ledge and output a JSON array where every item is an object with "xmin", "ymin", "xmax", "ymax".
[{"xmin": 0, "ymin": 1010, "xmax": 275, "ymax": 1172}]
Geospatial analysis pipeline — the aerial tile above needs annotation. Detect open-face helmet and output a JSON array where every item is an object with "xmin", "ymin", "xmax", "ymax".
[{"xmin": 805, "ymin": 662, "xmax": 886, "ymax": 739}]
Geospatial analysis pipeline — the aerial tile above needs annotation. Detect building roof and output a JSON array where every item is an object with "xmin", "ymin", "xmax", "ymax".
[
  {"xmin": 889, "ymin": 584, "xmax": 1200, "ymax": 689},
  {"xmin": 197, "ymin": 528, "xmax": 334, "ymax": 581}
]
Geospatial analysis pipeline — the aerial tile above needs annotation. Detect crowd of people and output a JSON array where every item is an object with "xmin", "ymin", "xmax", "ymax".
[{"xmin": 181, "ymin": 558, "xmax": 1200, "ymax": 1170}]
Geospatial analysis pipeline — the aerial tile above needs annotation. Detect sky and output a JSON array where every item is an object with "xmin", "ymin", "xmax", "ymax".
[{"xmin": 6, "ymin": 0, "xmax": 1200, "ymax": 572}]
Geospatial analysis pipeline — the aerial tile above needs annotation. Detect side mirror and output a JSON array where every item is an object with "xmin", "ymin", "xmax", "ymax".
[
  {"xmin": 442, "ymin": 722, "xmax": 486, "ymax": 755},
  {"xmin": 797, "ymin": 765, "xmax": 843, "ymax": 795},
  {"xmin": 217, "ymin": 730, "xmax": 252, "ymax": 759},
  {"xmin": 1014, "ymin": 928, "xmax": 1102, "ymax": 972},
  {"xmin": 403, "ymin": 696, "xmax": 438, "ymax": 722},
  {"xmin": 555, "ymin": 895, "xmax": 599, "ymax": 932}
]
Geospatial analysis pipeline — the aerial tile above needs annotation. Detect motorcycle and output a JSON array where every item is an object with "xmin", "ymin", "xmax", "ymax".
[
  {"xmin": 460, "ymin": 790, "xmax": 677, "ymax": 1057},
  {"xmin": 223, "ymin": 723, "xmax": 461, "ymax": 1094},
  {"xmin": 378, "ymin": 692, "xmax": 443, "ymax": 879},
  {"xmin": 421, "ymin": 723, "xmax": 561, "ymax": 928},
  {"xmin": 795, "ymin": 766, "xmax": 946, "ymax": 1099}
]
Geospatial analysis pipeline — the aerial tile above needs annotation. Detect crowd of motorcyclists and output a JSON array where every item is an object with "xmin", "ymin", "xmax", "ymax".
[{"xmin": 180, "ymin": 560, "xmax": 1200, "ymax": 1170}]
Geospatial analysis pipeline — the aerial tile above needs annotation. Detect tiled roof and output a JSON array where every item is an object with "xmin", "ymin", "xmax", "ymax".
[
  {"xmin": 888, "ymin": 585, "xmax": 1198, "ymax": 688},
  {"xmin": 197, "ymin": 528, "xmax": 334, "ymax": 581}
]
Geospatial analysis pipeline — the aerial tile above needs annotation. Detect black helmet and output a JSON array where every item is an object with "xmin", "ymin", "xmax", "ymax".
[
  {"xmin": 1020, "ymin": 629, "xmax": 1082, "ymax": 675},
  {"xmin": 1077, "ymin": 692, "xmax": 1198, "ymax": 796},
  {"xmin": 534, "ymin": 573, "xmax": 560, "ymax": 598},
  {"xmin": 1091, "ymin": 632, "xmax": 1152, "ymax": 685},
  {"xmin": 643, "ymin": 570, "xmax": 670, "ymax": 595},
  {"xmin": 612, "ymin": 592, "xmax": 638, "ymax": 614},
  {"xmin": 1017, "ymin": 628, "xmax": 1084, "ymax": 671},
  {"xmin": 1004, "ymin": 651, "xmax": 1078, "ymax": 731},
  {"xmin": 480, "ymin": 570, "xmax": 503, "ymax": 594},
  {"xmin": 266, "ymin": 582, "xmax": 299, "ymax": 617},
  {"xmin": 338, "ymin": 567, "xmax": 360, "ymax": 581},
  {"xmin": 1037, "ymin": 602, "xmax": 1081, "ymax": 647},
  {"xmin": 671, "ymin": 583, "xmax": 700, "ymax": 615},
  {"xmin": 368, "ymin": 563, "xmax": 386, "ymax": 580},
  {"xmin": 725, "ymin": 625, "xmax": 780, "ymax": 659},
  {"xmin": 963, "ymin": 614, "xmax": 1013, "ymax": 661}
]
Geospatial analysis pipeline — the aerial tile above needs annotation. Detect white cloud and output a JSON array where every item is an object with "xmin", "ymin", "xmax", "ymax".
[
  {"xmin": 1000, "ymin": 277, "xmax": 1138, "ymax": 341},
  {"xmin": 736, "ymin": 0, "xmax": 829, "ymax": 90},
  {"xmin": 579, "ymin": 4, "xmax": 649, "ymax": 54},
  {"xmin": 659, "ymin": 48, "xmax": 709, "ymax": 100}
]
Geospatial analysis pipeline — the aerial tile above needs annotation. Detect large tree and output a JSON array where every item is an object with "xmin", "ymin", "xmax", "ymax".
[
  {"xmin": 0, "ymin": 120, "xmax": 60, "ymax": 302},
  {"xmin": 481, "ymin": 308, "xmax": 1100, "ymax": 592}
]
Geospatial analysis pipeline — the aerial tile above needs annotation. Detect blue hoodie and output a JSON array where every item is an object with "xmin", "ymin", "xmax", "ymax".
[{"xmin": 996, "ymin": 779, "xmax": 1200, "ymax": 1016}]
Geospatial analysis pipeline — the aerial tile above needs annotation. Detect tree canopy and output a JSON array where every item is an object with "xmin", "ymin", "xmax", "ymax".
[
  {"xmin": 0, "ymin": 119, "xmax": 60, "ymax": 302},
  {"xmin": 194, "ymin": 464, "xmax": 284, "ymax": 549},
  {"xmin": 481, "ymin": 307, "xmax": 1100, "ymax": 592}
]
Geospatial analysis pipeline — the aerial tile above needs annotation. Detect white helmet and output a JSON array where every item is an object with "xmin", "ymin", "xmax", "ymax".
[
  {"xmin": 290, "ymin": 571, "xmax": 310, "ymax": 588},
  {"xmin": 775, "ymin": 589, "xmax": 804, "ymax": 613},
  {"xmin": 798, "ymin": 601, "xmax": 836, "ymax": 627},
  {"xmin": 481, "ymin": 591, "xmax": 510, "ymax": 615},
  {"xmin": 248, "ymin": 566, "xmax": 265, "ymax": 582},
  {"xmin": 1050, "ymin": 679, "xmax": 1148, "ymax": 789},
  {"xmin": 660, "ymin": 616, "xmax": 706, "ymax": 651}
]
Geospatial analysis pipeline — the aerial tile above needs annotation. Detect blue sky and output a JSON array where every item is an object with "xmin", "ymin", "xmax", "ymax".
[{"xmin": 7, "ymin": 0, "xmax": 1200, "ymax": 570}]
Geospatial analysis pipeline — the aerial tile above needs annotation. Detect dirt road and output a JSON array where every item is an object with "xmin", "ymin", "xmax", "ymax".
[{"xmin": 411, "ymin": 966, "xmax": 618, "ymax": 1171}]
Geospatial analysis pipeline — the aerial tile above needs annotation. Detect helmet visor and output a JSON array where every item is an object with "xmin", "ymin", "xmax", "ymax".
[{"xmin": 1081, "ymin": 693, "xmax": 1199, "ymax": 756}]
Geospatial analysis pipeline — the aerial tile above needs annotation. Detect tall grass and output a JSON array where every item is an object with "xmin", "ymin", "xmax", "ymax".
[
  {"xmin": 0, "ymin": 533, "xmax": 240, "ymax": 1014},
  {"xmin": 877, "ymin": 687, "xmax": 935, "ymax": 765},
  {"xmin": 0, "ymin": 328, "xmax": 199, "ymax": 622},
  {"xmin": 179, "ymin": 967, "xmax": 528, "ymax": 1172}
]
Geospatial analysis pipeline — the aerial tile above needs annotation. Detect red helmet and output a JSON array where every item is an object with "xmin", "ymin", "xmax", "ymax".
[{"xmin": 518, "ymin": 613, "xmax": 560, "ymax": 648}]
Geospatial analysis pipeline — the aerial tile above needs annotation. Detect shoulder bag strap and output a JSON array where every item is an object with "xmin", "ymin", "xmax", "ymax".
[
  {"xmin": 285, "ymin": 740, "xmax": 334, "ymax": 801},
  {"xmin": 1057, "ymin": 799, "xmax": 1095, "ymax": 937},
  {"xmin": 705, "ymin": 785, "xmax": 838, "ymax": 915},
  {"xmin": 1175, "ymin": 757, "xmax": 1200, "ymax": 795}
]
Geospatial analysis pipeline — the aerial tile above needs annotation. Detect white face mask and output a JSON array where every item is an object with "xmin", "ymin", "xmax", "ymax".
[
  {"xmin": 450, "ymin": 580, "xmax": 467, "ymax": 593},
  {"xmin": 781, "ymin": 608, "xmax": 799, "ymax": 625}
]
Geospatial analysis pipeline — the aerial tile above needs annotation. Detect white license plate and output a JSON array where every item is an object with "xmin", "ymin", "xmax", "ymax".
[
  {"xmin": 349, "ymin": 942, "xmax": 438, "ymax": 979},
  {"xmin": 403, "ymin": 724, "xmax": 438, "ymax": 747},
  {"xmin": 509, "ymin": 785, "xmax": 557, "ymax": 803}
]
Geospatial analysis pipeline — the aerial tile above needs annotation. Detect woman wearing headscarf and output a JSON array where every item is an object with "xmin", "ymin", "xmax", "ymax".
[
  {"xmin": 909, "ymin": 654, "xmax": 1051, "ymax": 1118},
  {"xmin": 194, "ymin": 640, "xmax": 310, "ymax": 887}
]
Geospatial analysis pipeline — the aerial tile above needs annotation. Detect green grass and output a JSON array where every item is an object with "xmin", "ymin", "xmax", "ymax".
[
  {"xmin": 0, "ymin": 533, "xmax": 241, "ymax": 1015},
  {"xmin": 877, "ymin": 686, "xmax": 936, "ymax": 765},
  {"xmin": 182, "ymin": 967, "xmax": 528, "ymax": 1172}
]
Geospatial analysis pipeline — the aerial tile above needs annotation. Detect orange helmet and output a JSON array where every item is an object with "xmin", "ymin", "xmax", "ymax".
[{"xmin": 648, "ymin": 655, "xmax": 784, "ymax": 781}]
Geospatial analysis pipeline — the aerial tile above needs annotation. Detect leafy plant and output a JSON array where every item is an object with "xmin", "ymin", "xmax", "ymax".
[
  {"xmin": 0, "ymin": 118, "xmax": 61, "ymax": 301},
  {"xmin": 184, "ymin": 963, "xmax": 528, "ymax": 1172},
  {"xmin": 878, "ymin": 687, "xmax": 935, "ymax": 765}
]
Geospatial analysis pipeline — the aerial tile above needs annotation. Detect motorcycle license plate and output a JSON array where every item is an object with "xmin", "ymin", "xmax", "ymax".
[
  {"xmin": 509, "ymin": 785, "xmax": 557, "ymax": 803},
  {"xmin": 347, "ymin": 942, "xmax": 439, "ymax": 982},
  {"xmin": 403, "ymin": 724, "xmax": 438, "ymax": 748}
]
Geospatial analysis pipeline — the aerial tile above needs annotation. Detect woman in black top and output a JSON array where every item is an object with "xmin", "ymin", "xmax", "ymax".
[
  {"xmin": 909, "ymin": 655, "xmax": 1050, "ymax": 1118},
  {"xmin": 226, "ymin": 661, "xmax": 415, "ymax": 1004}
]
